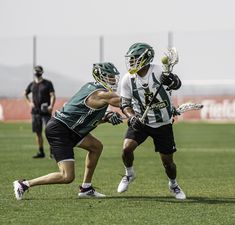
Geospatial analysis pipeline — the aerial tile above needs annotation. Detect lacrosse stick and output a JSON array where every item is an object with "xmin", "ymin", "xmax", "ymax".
[
  {"xmin": 140, "ymin": 83, "xmax": 163, "ymax": 123},
  {"xmin": 162, "ymin": 47, "xmax": 179, "ymax": 74},
  {"xmin": 174, "ymin": 102, "xmax": 204, "ymax": 116},
  {"xmin": 140, "ymin": 47, "xmax": 179, "ymax": 123}
]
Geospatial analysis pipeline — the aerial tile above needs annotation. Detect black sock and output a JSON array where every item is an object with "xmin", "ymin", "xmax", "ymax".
[{"xmin": 39, "ymin": 147, "xmax": 44, "ymax": 154}]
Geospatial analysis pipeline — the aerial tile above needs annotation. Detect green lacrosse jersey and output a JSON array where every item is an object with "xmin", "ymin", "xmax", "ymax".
[{"xmin": 55, "ymin": 82, "xmax": 108, "ymax": 136}]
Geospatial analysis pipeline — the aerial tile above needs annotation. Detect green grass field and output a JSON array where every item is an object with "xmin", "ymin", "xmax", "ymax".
[{"xmin": 0, "ymin": 121, "xmax": 235, "ymax": 225}]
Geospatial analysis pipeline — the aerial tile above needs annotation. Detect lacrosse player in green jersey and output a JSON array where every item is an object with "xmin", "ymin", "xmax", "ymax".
[
  {"xmin": 13, "ymin": 62, "xmax": 123, "ymax": 200},
  {"xmin": 117, "ymin": 43, "xmax": 186, "ymax": 200}
]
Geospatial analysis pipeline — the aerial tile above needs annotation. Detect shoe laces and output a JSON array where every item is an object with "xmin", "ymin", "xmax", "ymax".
[
  {"xmin": 19, "ymin": 180, "xmax": 29, "ymax": 192},
  {"xmin": 121, "ymin": 175, "xmax": 133, "ymax": 182},
  {"xmin": 171, "ymin": 185, "xmax": 181, "ymax": 194},
  {"xmin": 79, "ymin": 185, "xmax": 102, "ymax": 193}
]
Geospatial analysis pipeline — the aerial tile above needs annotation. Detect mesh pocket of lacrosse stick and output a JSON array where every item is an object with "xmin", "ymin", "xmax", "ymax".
[{"xmin": 176, "ymin": 102, "xmax": 203, "ymax": 114}]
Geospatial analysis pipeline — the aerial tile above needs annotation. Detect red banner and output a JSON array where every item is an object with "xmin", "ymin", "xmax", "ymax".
[
  {"xmin": 0, "ymin": 98, "xmax": 66, "ymax": 121},
  {"xmin": 176, "ymin": 96, "xmax": 235, "ymax": 121},
  {"xmin": 0, "ymin": 96, "xmax": 235, "ymax": 121}
]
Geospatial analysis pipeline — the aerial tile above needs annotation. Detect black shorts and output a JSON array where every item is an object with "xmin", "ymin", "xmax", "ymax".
[
  {"xmin": 45, "ymin": 117, "xmax": 84, "ymax": 162},
  {"xmin": 32, "ymin": 114, "xmax": 51, "ymax": 133},
  {"xmin": 125, "ymin": 123, "xmax": 176, "ymax": 154}
]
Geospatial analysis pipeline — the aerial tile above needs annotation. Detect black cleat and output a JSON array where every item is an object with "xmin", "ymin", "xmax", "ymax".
[{"xmin": 32, "ymin": 152, "xmax": 45, "ymax": 158}]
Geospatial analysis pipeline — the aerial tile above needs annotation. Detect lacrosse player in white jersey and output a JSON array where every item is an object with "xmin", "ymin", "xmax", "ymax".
[{"xmin": 117, "ymin": 42, "xmax": 186, "ymax": 200}]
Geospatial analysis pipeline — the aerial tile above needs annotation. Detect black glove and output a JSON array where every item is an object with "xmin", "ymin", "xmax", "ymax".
[
  {"xmin": 104, "ymin": 111, "xmax": 123, "ymax": 125},
  {"xmin": 172, "ymin": 106, "xmax": 181, "ymax": 117},
  {"xmin": 160, "ymin": 73, "xmax": 181, "ymax": 90},
  {"xmin": 127, "ymin": 115, "xmax": 143, "ymax": 131},
  {"xmin": 160, "ymin": 73, "xmax": 174, "ymax": 86}
]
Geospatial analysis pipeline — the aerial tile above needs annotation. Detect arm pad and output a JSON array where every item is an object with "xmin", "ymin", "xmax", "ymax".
[{"xmin": 120, "ymin": 97, "xmax": 132, "ymax": 113}]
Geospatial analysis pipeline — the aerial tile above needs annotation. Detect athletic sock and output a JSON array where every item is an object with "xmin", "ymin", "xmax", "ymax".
[
  {"xmin": 39, "ymin": 147, "xmax": 44, "ymax": 154},
  {"xmin": 169, "ymin": 179, "xmax": 178, "ymax": 187},
  {"xmin": 38, "ymin": 147, "xmax": 44, "ymax": 153},
  {"xmin": 81, "ymin": 183, "xmax": 92, "ymax": 189},
  {"xmin": 125, "ymin": 166, "xmax": 135, "ymax": 177},
  {"xmin": 22, "ymin": 180, "xmax": 30, "ymax": 188}
]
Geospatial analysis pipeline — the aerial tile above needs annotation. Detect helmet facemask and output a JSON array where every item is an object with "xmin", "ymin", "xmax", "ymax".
[
  {"xmin": 93, "ymin": 63, "xmax": 120, "ymax": 92},
  {"xmin": 125, "ymin": 43, "xmax": 154, "ymax": 75}
]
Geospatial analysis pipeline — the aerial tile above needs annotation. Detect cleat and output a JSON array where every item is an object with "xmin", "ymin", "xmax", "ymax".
[
  {"xmin": 169, "ymin": 182, "xmax": 186, "ymax": 200},
  {"xmin": 117, "ymin": 175, "xmax": 135, "ymax": 193},
  {"xmin": 13, "ymin": 180, "xmax": 29, "ymax": 200},
  {"xmin": 78, "ymin": 186, "xmax": 105, "ymax": 198},
  {"xmin": 32, "ymin": 152, "xmax": 45, "ymax": 158}
]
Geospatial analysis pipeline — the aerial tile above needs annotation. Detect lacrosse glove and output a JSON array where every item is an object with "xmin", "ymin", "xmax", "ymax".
[
  {"xmin": 127, "ymin": 115, "xmax": 144, "ymax": 131},
  {"xmin": 160, "ymin": 73, "xmax": 182, "ymax": 90},
  {"xmin": 104, "ymin": 111, "xmax": 123, "ymax": 125},
  {"xmin": 172, "ymin": 106, "xmax": 181, "ymax": 117}
]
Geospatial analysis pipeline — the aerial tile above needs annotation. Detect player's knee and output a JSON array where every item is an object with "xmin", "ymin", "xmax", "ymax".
[
  {"xmin": 63, "ymin": 173, "xmax": 75, "ymax": 184},
  {"xmin": 123, "ymin": 145, "xmax": 135, "ymax": 153},
  {"xmin": 123, "ymin": 139, "xmax": 137, "ymax": 153},
  {"xmin": 92, "ymin": 140, "xmax": 103, "ymax": 153}
]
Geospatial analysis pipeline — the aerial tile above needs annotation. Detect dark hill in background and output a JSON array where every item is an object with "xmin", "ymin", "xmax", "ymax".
[{"xmin": 0, "ymin": 64, "xmax": 83, "ymax": 98}]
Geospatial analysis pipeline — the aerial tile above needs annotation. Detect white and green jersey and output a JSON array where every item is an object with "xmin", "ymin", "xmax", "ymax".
[
  {"xmin": 121, "ymin": 64, "xmax": 174, "ymax": 128},
  {"xmin": 55, "ymin": 82, "xmax": 108, "ymax": 136}
]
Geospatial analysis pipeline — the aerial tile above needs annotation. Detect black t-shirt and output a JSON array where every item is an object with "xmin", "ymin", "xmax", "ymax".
[{"xmin": 25, "ymin": 79, "xmax": 55, "ymax": 115}]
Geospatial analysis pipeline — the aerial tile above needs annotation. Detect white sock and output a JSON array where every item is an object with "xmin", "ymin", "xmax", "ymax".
[
  {"xmin": 169, "ymin": 179, "xmax": 177, "ymax": 187},
  {"xmin": 82, "ymin": 183, "xmax": 92, "ymax": 188},
  {"xmin": 23, "ymin": 180, "xmax": 30, "ymax": 187},
  {"xmin": 125, "ymin": 166, "xmax": 135, "ymax": 177}
]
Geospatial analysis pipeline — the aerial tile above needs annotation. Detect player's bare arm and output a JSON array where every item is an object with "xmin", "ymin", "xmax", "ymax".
[
  {"xmin": 120, "ymin": 97, "xmax": 135, "ymax": 118},
  {"xmin": 48, "ymin": 92, "xmax": 56, "ymax": 113},
  {"xmin": 86, "ymin": 90, "xmax": 120, "ymax": 109},
  {"xmin": 24, "ymin": 91, "xmax": 34, "ymax": 108}
]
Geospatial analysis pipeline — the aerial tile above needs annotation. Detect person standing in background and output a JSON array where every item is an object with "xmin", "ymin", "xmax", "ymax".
[{"xmin": 24, "ymin": 65, "xmax": 56, "ymax": 158}]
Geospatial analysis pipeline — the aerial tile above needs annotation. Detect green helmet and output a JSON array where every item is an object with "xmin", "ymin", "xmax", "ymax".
[
  {"xmin": 125, "ymin": 43, "xmax": 155, "ymax": 74},
  {"xmin": 92, "ymin": 62, "xmax": 120, "ymax": 92}
]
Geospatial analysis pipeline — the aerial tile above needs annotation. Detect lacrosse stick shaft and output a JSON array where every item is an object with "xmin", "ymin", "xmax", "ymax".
[{"xmin": 140, "ymin": 83, "xmax": 163, "ymax": 123}]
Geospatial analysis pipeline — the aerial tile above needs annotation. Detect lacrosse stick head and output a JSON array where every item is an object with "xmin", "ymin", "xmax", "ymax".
[
  {"xmin": 175, "ymin": 102, "xmax": 203, "ymax": 115},
  {"xmin": 125, "ymin": 43, "xmax": 155, "ymax": 75},
  {"xmin": 168, "ymin": 47, "xmax": 179, "ymax": 65},
  {"xmin": 162, "ymin": 47, "xmax": 179, "ymax": 74}
]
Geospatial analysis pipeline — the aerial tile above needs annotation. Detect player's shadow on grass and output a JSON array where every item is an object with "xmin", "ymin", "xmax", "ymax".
[
  {"xmin": 23, "ymin": 196, "xmax": 235, "ymax": 204},
  {"xmin": 103, "ymin": 196, "xmax": 235, "ymax": 204}
]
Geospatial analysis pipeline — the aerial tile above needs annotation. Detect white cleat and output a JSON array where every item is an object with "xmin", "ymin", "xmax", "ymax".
[
  {"xmin": 78, "ymin": 186, "xmax": 106, "ymax": 198},
  {"xmin": 169, "ymin": 183, "xmax": 186, "ymax": 200},
  {"xmin": 117, "ymin": 175, "xmax": 135, "ymax": 193},
  {"xmin": 13, "ymin": 180, "xmax": 29, "ymax": 200}
]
